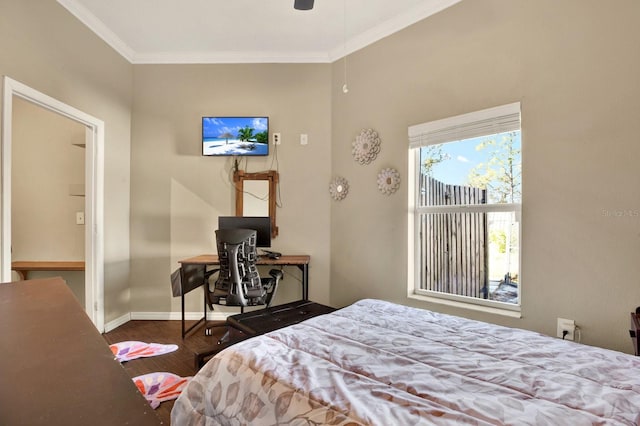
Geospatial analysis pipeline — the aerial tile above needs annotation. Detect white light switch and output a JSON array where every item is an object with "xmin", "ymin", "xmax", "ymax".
[
  {"xmin": 76, "ymin": 211, "xmax": 85, "ymax": 225},
  {"xmin": 300, "ymin": 134, "xmax": 308, "ymax": 145}
]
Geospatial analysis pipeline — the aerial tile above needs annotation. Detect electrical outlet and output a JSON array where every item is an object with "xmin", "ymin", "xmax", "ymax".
[
  {"xmin": 557, "ymin": 318, "xmax": 575, "ymax": 340},
  {"xmin": 272, "ymin": 133, "xmax": 281, "ymax": 145}
]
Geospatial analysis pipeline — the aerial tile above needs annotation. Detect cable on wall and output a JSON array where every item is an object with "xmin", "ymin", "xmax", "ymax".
[{"xmin": 342, "ymin": 0, "xmax": 349, "ymax": 94}]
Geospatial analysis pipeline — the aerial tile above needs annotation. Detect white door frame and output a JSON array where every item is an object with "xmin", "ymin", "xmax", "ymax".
[{"xmin": 1, "ymin": 76, "xmax": 105, "ymax": 332}]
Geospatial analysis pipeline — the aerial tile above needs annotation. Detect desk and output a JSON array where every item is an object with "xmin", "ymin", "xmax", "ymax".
[
  {"xmin": 0, "ymin": 277, "xmax": 161, "ymax": 425},
  {"xmin": 177, "ymin": 254, "xmax": 310, "ymax": 338},
  {"xmin": 179, "ymin": 254, "xmax": 309, "ymax": 299},
  {"xmin": 11, "ymin": 260, "xmax": 85, "ymax": 280}
]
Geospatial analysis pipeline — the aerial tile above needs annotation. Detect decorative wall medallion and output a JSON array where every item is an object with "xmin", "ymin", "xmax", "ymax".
[
  {"xmin": 377, "ymin": 168, "xmax": 401, "ymax": 195},
  {"xmin": 329, "ymin": 176, "xmax": 349, "ymax": 201},
  {"xmin": 352, "ymin": 128, "xmax": 381, "ymax": 165}
]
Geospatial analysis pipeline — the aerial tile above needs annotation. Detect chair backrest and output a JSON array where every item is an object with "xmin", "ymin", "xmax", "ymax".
[{"xmin": 214, "ymin": 228, "xmax": 263, "ymax": 307}]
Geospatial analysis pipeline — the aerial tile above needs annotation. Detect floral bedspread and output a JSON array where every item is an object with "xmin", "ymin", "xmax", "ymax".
[{"xmin": 171, "ymin": 299, "xmax": 640, "ymax": 425}]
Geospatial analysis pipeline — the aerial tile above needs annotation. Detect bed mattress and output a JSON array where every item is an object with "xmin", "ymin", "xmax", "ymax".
[{"xmin": 172, "ymin": 299, "xmax": 640, "ymax": 425}]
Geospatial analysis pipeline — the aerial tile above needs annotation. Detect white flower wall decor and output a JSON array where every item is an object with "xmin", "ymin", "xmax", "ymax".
[
  {"xmin": 352, "ymin": 128, "xmax": 381, "ymax": 165},
  {"xmin": 377, "ymin": 168, "xmax": 401, "ymax": 195},
  {"xmin": 329, "ymin": 176, "xmax": 349, "ymax": 201}
]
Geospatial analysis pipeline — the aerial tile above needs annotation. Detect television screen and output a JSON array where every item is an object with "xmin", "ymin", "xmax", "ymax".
[
  {"xmin": 217, "ymin": 216, "xmax": 272, "ymax": 248},
  {"xmin": 202, "ymin": 116, "xmax": 269, "ymax": 156}
]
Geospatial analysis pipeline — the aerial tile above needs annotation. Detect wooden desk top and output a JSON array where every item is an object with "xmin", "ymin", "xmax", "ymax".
[
  {"xmin": 0, "ymin": 277, "xmax": 162, "ymax": 425},
  {"xmin": 179, "ymin": 254, "xmax": 309, "ymax": 266},
  {"xmin": 11, "ymin": 260, "xmax": 85, "ymax": 271},
  {"xmin": 11, "ymin": 261, "xmax": 85, "ymax": 280}
]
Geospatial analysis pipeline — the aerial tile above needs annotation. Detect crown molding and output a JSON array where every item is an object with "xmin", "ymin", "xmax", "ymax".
[
  {"xmin": 57, "ymin": 0, "xmax": 136, "ymax": 62},
  {"xmin": 328, "ymin": 0, "xmax": 462, "ymax": 61},
  {"xmin": 131, "ymin": 50, "xmax": 332, "ymax": 65}
]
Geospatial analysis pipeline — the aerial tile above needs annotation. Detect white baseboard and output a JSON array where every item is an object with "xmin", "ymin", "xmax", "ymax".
[
  {"xmin": 104, "ymin": 312, "xmax": 131, "ymax": 333},
  {"xmin": 105, "ymin": 311, "xmax": 242, "ymax": 332}
]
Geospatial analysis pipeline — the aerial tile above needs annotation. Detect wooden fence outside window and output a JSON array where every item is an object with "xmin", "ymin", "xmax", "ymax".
[{"xmin": 420, "ymin": 175, "xmax": 488, "ymax": 298}]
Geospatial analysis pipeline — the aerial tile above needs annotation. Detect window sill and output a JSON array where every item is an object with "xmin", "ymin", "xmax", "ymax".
[{"xmin": 408, "ymin": 292, "xmax": 522, "ymax": 319}]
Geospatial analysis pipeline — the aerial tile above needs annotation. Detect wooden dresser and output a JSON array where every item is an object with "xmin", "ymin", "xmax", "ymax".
[{"xmin": 0, "ymin": 277, "xmax": 162, "ymax": 425}]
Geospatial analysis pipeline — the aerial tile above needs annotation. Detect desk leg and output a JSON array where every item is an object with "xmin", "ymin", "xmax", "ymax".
[
  {"xmin": 181, "ymin": 291, "xmax": 207, "ymax": 339},
  {"xmin": 180, "ymin": 280, "xmax": 207, "ymax": 340},
  {"xmin": 181, "ymin": 290, "xmax": 186, "ymax": 339},
  {"xmin": 180, "ymin": 266, "xmax": 208, "ymax": 339},
  {"xmin": 298, "ymin": 264, "xmax": 309, "ymax": 300}
]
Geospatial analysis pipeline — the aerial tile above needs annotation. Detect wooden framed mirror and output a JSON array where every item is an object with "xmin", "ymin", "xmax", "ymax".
[{"xmin": 233, "ymin": 170, "xmax": 278, "ymax": 238}]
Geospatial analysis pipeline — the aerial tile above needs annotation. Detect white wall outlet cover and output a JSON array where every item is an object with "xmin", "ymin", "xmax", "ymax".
[{"xmin": 556, "ymin": 317, "xmax": 575, "ymax": 340}]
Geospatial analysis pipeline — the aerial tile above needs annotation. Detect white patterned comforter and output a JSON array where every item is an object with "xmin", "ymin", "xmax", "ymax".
[{"xmin": 172, "ymin": 299, "xmax": 640, "ymax": 425}]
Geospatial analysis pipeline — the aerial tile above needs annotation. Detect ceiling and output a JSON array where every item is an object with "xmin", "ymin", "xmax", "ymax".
[{"xmin": 57, "ymin": 0, "xmax": 461, "ymax": 64}]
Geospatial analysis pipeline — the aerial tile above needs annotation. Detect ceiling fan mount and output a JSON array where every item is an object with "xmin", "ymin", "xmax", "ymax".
[{"xmin": 294, "ymin": 0, "xmax": 314, "ymax": 11}]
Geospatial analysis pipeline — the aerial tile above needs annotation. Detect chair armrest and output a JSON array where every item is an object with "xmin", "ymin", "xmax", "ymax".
[
  {"xmin": 263, "ymin": 269, "xmax": 283, "ymax": 307},
  {"xmin": 268, "ymin": 269, "xmax": 283, "ymax": 281},
  {"xmin": 204, "ymin": 268, "xmax": 219, "ymax": 279},
  {"xmin": 204, "ymin": 268, "xmax": 220, "ymax": 310}
]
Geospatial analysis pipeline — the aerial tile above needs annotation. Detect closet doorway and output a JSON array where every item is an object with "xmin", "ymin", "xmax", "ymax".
[{"xmin": 1, "ymin": 77, "xmax": 105, "ymax": 331}]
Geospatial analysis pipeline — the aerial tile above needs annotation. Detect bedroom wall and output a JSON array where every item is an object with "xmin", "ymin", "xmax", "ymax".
[
  {"xmin": 0, "ymin": 0, "xmax": 134, "ymax": 323},
  {"xmin": 129, "ymin": 64, "xmax": 332, "ymax": 315},
  {"xmin": 330, "ymin": 0, "xmax": 640, "ymax": 353},
  {"xmin": 4, "ymin": 0, "xmax": 638, "ymax": 354}
]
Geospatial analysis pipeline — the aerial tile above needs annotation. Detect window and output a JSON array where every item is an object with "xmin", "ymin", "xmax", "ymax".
[{"xmin": 408, "ymin": 103, "xmax": 521, "ymax": 311}]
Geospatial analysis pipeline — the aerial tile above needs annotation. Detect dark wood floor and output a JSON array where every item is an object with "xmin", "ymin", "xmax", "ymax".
[{"xmin": 103, "ymin": 319, "xmax": 229, "ymax": 425}]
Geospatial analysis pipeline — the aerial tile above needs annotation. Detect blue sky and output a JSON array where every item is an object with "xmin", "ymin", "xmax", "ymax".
[
  {"xmin": 202, "ymin": 116, "xmax": 268, "ymax": 140},
  {"xmin": 421, "ymin": 131, "xmax": 521, "ymax": 187}
]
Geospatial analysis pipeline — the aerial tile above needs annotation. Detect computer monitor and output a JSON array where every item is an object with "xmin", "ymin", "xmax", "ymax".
[{"xmin": 217, "ymin": 216, "xmax": 272, "ymax": 248}]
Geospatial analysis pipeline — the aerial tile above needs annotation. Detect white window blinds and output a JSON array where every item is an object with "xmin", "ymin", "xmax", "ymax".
[{"xmin": 409, "ymin": 102, "xmax": 520, "ymax": 148}]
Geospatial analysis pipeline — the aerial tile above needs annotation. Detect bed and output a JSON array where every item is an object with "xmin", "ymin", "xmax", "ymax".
[{"xmin": 171, "ymin": 299, "xmax": 640, "ymax": 425}]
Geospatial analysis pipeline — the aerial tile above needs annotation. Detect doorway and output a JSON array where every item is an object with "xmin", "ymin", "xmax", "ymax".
[{"xmin": 1, "ymin": 77, "xmax": 105, "ymax": 331}]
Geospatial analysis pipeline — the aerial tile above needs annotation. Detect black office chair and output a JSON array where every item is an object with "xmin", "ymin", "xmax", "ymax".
[{"xmin": 204, "ymin": 228, "xmax": 282, "ymax": 339}]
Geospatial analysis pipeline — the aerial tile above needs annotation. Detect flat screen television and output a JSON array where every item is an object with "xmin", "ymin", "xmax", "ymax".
[
  {"xmin": 202, "ymin": 116, "xmax": 269, "ymax": 156},
  {"xmin": 217, "ymin": 216, "xmax": 272, "ymax": 248}
]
